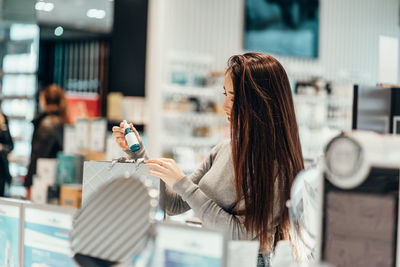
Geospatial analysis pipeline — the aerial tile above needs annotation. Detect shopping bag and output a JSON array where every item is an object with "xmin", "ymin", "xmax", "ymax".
[{"xmin": 82, "ymin": 160, "xmax": 159, "ymax": 204}]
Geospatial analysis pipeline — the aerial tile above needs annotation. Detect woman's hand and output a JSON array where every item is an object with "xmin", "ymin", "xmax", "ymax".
[
  {"xmin": 112, "ymin": 122, "xmax": 142, "ymax": 151},
  {"xmin": 145, "ymin": 158, "xmax": 185, "ymax": 188}
]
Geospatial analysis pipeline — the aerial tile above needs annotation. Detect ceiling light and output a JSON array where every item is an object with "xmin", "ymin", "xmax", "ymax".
[
  {"xmin": 54, "ymin": 26, "xmax": 63, "ymax": 36},
  {"xmin": 35, "ymin": 2, "xmax": 45, "ymax": 10},
  {"xmin": 35, "ymin": 1, "xmax": 54, "ymax": 12},
  {"xmin": 43, "ymin": 2, "xmax": 54, "ymax": 12},
  {"xmin": 86, "ymin": 9, "xmax": 106, "ymax": 19}
]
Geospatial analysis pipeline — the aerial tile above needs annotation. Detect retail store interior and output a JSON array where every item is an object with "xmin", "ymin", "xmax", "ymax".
[{"xmin": 0, "ymin": 0, "xmax": 400, "ymax": 266}]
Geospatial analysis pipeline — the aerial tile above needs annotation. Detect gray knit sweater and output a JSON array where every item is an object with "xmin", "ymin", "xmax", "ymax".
[{"xmin": 125, "ymin": 139, "xmax": 279, "ymax": 242}]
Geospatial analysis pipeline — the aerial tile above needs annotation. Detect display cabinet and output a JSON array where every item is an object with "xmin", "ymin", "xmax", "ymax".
[
  {"xmin": 0, "ymin": 23, "xmax": 40, "ymax": 197},
  {"xmin": 160, "ymin": 52, "xmax": 228, "ymax": 174},
  {"xmin": 294, "ymin": 93, "xmax": 352, "ymax": 163}
]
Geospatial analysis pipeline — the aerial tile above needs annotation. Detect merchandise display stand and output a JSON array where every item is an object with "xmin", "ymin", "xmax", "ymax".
[
  {"xmin": 293, "ymin": 93, "xmax": 352, "ymax": 162},
  {"xmin": 160, "ymin": 52, "xmax": 228, "ymax": 174},
  {"xmin": 0, "ymin": 24, "xmax": 40, "ymax": 197}
]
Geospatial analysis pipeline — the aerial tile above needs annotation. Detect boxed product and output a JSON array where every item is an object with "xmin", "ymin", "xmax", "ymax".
[
  {"xmin": 32, "ymin": 159, "xmax": 58, "ymax": 204},
  {"xmin": 63, "ymin": 124, "xmax": 77, "ymax": 155},
  {"xmin": 107, "ymin": 92, "xmax": 123, "ymax": 121},
  {"xmin": 66, "ymin": 94, "xmax": 100, "ymax": 123},
  {"xmin": 121, "ymin": 96, "xmax": 148, "ymax": 125},
  {"xmin": 56, "ymin": 153, "xmax": 85, "ymax": 185},
  {"xmin": 64, "ymin": 118, "xmax": 108, "ymax": 154},
  {"xmin": 31, "ymin": 176, "xmax": 49, "ymax": 204},
  {"xmin": 47, "ymin": 185, "xmax": 60, "ymax": 205},
  {"xmin": 36, "ymin": 158, "xmax": 57, "ymax": 185},
  {"xmin": 74, "ymin": 154, "xmax": 84, "ymax": 184},
  {"xmin": 60, "ymin": 184, "xmax": 82, "ymax": 208},
  {"xmin": 89, "ymin": 118, "xmax": 107, "ymax": 152},
  {"xmin": 75, "ymin": 118, "xmax": 90, "ymax": 150},
  {"xmin": 56, "ymin": 152, "xmax": 76, "ymax": 184}
]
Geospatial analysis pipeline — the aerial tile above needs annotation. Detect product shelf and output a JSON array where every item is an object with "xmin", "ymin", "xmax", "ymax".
[
  {"xmin": 162, "ymin": 112, "xmax": 226, "ymax": 125},
  {"xmin": 0, "ymin": 95, "xmax": 35, "ymax": 100},
  {"xmin": 12, "ymin": 136, "xmax": 28, "ymax": 142},
  {"xmin": 0, "ymin": 24, "xmax": 39, "ymax": 198},
  {"xmin": 7, "ymin": 115, "xmax": 27, "ymax": 121},
  {"xmin": 163, "ymin": 84, "xmax": 221, "ymax": 98},
  {"xmin": 0, "ymin": 72, "xmax": 37, "ymax": 76},
  {"xmin": 162, "ymin": 136, "xmax": 220, "ymax": 148},
  {"xmin": 8, "ymin": 156, "xmax": 29, "ymax": 165},
  {"xmin": 154, "ymin": 52, "xmax": 227, "ymax": 207}
]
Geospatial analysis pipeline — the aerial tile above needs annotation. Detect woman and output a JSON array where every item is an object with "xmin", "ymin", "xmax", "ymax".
[
  {"xmin": 113, "ymin": 53, "xmax": 304, "ymax": 266},
  {"xmin": 0, "ymin": 108, "xmax": 14, "ymax": 196},
  {"xmin": 25, "ymin": 84, "xmax": 69, "ymax": 198}
]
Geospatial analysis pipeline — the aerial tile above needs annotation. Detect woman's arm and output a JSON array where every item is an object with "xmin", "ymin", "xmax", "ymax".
[
  {"xmin": 173, "ymin": 177, "xmax": 250, "ymax": 240},
  {"xmin": 150, "ymin": 142, "xmax": 224, "ymax": 216},
  {"xmin": 146, "ymin": 141, "xmax": 250, "ymax": 239},
  {"xmin": 162, "ymin": 153, "xmax": 216, "ymax": 215}
]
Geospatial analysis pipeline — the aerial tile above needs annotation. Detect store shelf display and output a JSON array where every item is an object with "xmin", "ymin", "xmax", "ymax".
[
  {"xmin": 52, "ymin": 40, "xmax": 105, "ymax": 95},
  {"xmin": 161, "ymin": 52, "xmax": 228, "ymax": 174},
  {"xmin": 41, "ymin": 39, "xmax": 110, "ymax": 123},
  {"xmin": 1, "ymin": 73, "xmax": 36, "ymax": 96},
  {"xmin": 163, "ymin": 84, "xmax": 223, "ymax": 99},
  {"xmin": 163, "ymin": 112, "xmax": 226, "ymax": 126},
  {"xmin": 293, "ymin": 84, "xmax": 353, "ymax": 162},
  {"xmin": 0, "ymin": 24, "xmax": 40, "ymax": 195}
]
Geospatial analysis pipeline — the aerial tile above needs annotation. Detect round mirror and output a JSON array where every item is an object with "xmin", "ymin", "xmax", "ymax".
[{"xmin": 70, "ymin": 175, "xmax": 159, "ymax": 265}]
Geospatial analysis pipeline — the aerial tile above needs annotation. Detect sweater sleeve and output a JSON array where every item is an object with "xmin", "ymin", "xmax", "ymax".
[
  {"xmin": 173, "ymin": 177, "xmax": 249, "ymax": 240},
  {"xmin": 162, "ymin": 142, "xmax": 224, "ymax": 216},
  {"xmin": 124, "ymin": 140, "xmax": 148, "ymax": 160}
]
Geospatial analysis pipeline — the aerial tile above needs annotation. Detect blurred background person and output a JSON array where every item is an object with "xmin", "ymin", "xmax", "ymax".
[
  {"xmin": 0, "ymin": 105, "xmax": 14, "ymax": 197},
  {"xmin": 25, "ymin": 84, "xmax": 69, "ymax": 199}
]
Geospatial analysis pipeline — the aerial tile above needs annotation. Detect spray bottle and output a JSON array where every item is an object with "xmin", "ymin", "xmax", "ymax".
[{"xmin": 123, "ymin": 120, "xmax": 141, "ymax": 152}]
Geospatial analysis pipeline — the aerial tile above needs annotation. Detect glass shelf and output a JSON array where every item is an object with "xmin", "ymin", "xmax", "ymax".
[{"xmin": 0, "ymin": 23, "xmax": 39, "ymax": 197}]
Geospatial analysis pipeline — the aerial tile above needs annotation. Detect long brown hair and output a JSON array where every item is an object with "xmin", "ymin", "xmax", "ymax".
[
  {"xmin": 40, "ymin": 84, "xmax": 69, "ymax": 124},
  {"xmin": 227, "ymin": 53, "xmax": 304, "ymax": 251}
]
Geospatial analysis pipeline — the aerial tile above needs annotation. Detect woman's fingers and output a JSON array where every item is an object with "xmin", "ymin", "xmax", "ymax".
[
  {"xmin": 112, "ymin": 126, "xmax": 125, "ymax": 138},
  {"xmin": 145, "ymin": 159, "xmax": 161, "ymax": 164},
  {"xmin": 148, "ymin": 169, "xmax": 164, "ymax": 179},
  {"xmin": 112, "ymin": 126, "xmax": 123, "ymax": 132},
  {"xmin": 112, "ymin": 131, "xmax": 124, "ymax": 138},
  {"xmin": 113, "ymin": 125, "xmax": 125, "ymax": 134},
  {"xmin": 159, "ymin": 158, "xmax": 174, "ymax": 163},
  {"xmin": 145, "ymin": 159, "xmax": 170, "ymax": 166},
  {"xmin": 145, "ymin": 162, "xmax": 167, "ymax": 172},
  {"xmin": 146, "ymin": 158, "xmax": 185, "ymax": 187},
  {"xmin": 117, "ymin": 139, "xmax": 127, "ymax": 146},
  {"xmin": 113, "ymin": 123, "xmax": 129, "ymax": 150}
]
